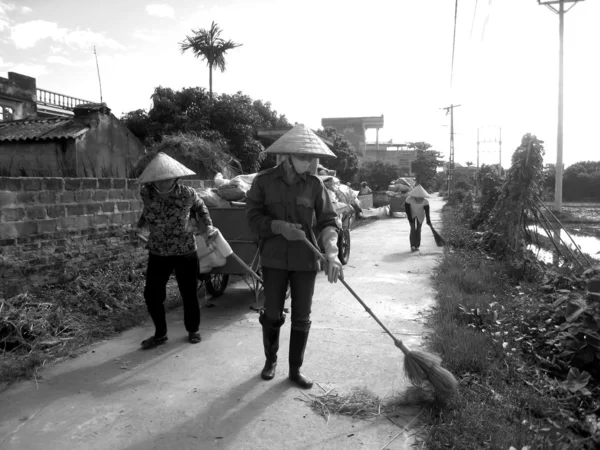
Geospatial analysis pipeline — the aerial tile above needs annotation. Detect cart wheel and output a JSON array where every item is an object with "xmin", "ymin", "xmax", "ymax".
[
  {"xmin": 338, "ymin": 228, "xmax": 351, "ymax": 265},
  {"xmin": 206, "ymin": 274, "xmax": 229, "ymax": 297}
]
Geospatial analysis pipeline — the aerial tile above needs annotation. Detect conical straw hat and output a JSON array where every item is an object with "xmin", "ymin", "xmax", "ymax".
[
  {"xmin": 407, "ymin": 185, "xmax": 429, "ymax": 198},
  {"xmin": 266, "ymin": 125, "xmax": 336, "ymax": 159},
  {"xmin": 137, "ymin": 152, "xmax": 196, "ymax": 184}
]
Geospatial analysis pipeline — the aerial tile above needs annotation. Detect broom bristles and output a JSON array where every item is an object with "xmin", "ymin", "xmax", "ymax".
[
  {"xmin": 430, "ymin": 225, "xmax": 445, "ymax": 247},
  {"xmin": 403, "ymin": 351, "xmax": 458, "ymax": 398}
]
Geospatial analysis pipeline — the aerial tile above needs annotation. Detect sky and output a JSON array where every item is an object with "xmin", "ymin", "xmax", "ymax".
[{"xmin": 1, "ymin": 0, "xmax": 599, "ymax": 169}]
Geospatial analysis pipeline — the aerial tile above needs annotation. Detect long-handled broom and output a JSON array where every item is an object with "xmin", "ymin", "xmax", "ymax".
[
  {"xmin": 302, "ymin": 236, "xmax": 457, "ymax": 398},
  {"xmin": 429, "ymin": 224, "xmax": 446, "ymax": 247}
]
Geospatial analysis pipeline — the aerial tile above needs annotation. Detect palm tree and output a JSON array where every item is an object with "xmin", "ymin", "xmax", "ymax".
[{"xmin": 180, "ymin": 22, "xmax": 242, "ymax": 100}]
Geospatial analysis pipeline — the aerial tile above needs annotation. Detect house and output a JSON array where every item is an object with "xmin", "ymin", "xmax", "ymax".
[
  {"xmin": 321, "ymin": 116, "xmax": 384, "ymax": 158},
  {"xmin": 0, "ymin": 103, "xmax": 145, "ymax": 177}
]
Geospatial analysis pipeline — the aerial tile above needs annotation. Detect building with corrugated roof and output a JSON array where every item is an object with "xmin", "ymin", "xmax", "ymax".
[
  {"xmin": 0, "ymin": 103, "xmax": 144, "ymax": 177},
  {"xmin": 0, "ymin": 72, "xmax": 144, "ymax": 177}
]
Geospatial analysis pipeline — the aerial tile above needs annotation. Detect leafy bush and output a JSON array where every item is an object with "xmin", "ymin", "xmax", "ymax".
[
  {"xmin": 130, "ymin": 133, "xmax": 239, "ymax": 179},
  {"xmin": 318, "ymin": 127, "xmax": 359, "ymax": 182},
  {"xmin": 358, "ymin": 161, "xmax": 400, "ymax": 191}
]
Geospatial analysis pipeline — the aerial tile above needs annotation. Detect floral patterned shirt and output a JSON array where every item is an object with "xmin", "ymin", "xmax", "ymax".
[{"xmin": 138, "ymin": 183, "xmax": 213, "ymax": 256}]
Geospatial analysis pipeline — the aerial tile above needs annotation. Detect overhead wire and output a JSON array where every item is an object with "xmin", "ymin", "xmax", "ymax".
[
  {"xmin": 450, "ymin": 0, "xmax": 459, "ymax": 87},
  {"xmin": 481, "ymin": 0, "xmax": 492, "ymax": 41},
  {"xmin": 470, "ymin": 0, "xmax": 479, "ymax": 39}
]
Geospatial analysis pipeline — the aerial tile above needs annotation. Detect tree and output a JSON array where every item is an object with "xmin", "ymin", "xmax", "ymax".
[
  {"xmin": 563, "ymin": 160, "xmax": 600, "ymax": 201},
  {"xmin": 358, "ymin": 161, "xmax": 400, "ymax": 191},
  {"xmin": 318, "ymin": 127, "xmax": 359, "ymax": 182},
  {"xmin": 407, "ymin": 142, "xmax": 444, "ymax": 190},
  {"xmin": 466, "ymin": 161, "xmax": 474, "ymax": 167},
  {"xmin": 122, "ymin": 87, "xmax": 292, "ymax": 174},
  {"xmin": 180, "ymin": 22, "xmax": 242, "ymax": 100}
]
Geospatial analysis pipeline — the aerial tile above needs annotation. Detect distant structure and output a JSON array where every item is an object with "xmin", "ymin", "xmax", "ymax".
[
  {"xmin": 0, "ymin": 71, "xmax": 92, "ymax": 121},
  {"xmin": 0, "ymin": 72, "xmax": 143, "ymax": 177},
  {"xmin": 321, "ymin": 115, "xmax": 384, "ymax": 157},
  {"xmin": 364, "ymin": 141, "xmax": 416, "ymax": 176}
]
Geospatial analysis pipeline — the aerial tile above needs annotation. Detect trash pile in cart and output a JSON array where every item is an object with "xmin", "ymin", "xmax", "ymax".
[{"xmin": 194, "ymin": 169, "xmax": 361, "ymax": 214}]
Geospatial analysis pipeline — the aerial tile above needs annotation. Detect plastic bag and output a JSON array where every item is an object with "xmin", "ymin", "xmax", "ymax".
[
  {"xmin": 217, "ymin": 178, "xmax": 251, "ymax": 201},
  {"xmin": 195, "ymin": 235, "xmax": 227, "ymax": 273},
  {"xmin": 197, "ymin": 188, "xmax": 230, "ymax": 208},
  {"xmin": 336, "ymin": 184, "xmax": 358, "ymax": 204},
  {"xmin": 230, "ymin": 173, "xmax": 257, "ymax": 185},
  {"xmin": 214, "ymin": 173, "xmax": 229, "ymax": 188}
]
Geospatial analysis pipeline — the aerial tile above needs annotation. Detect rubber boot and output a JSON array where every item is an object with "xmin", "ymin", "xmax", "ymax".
[
  {"xmin": 289, "ymin": 326, "xmax": 313, "ymax": 389},
  {"xmin": 259, "ymin": 311, "xmax": 285, "ymax": 380}
]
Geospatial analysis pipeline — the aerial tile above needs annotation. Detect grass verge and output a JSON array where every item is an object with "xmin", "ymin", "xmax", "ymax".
[{"xmin": 419, "ymin": 207, "xmax": 600, "ymax": 450}]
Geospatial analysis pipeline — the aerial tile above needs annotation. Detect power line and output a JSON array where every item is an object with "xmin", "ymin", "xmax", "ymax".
[
  {"xmin": 450, "ymin": 0, "xmax": 459, "ymax": 87},
  {"xmin": 470, "ymin": 0, "xmax": 479, "ymax": 39},
  {"xmin": 481, "ymin": 0, "xmax": 492, "ymax": 41}
]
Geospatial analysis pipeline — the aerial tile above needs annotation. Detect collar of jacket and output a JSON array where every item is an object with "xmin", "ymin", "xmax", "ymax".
[{"xmin": 150, "ymin": 182, "xmax": 182, "ymax": 198}]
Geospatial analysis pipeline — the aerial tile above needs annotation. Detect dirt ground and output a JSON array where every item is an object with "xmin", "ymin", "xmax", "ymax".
[{"xmin": 0, "ymin": 197, "xmax": 446, "ymax": 450}]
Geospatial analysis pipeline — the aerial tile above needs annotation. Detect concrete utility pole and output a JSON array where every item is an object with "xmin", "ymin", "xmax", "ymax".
[
  {"xmin": 538, "ymin": 0, "xmax": 584, "ymax": 211},
  {"xmin": 441, "ymin": 104, "xmax": 461, "ymax": 195}
]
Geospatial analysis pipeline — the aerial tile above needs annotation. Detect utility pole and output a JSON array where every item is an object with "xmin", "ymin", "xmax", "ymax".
[
  {"xmin": 499, "ymin": 127, "xmax": 502, "ymax": 169},
  {"xmin": 538, "ymin": 0, "xmax": 584, "ymax": 211},
  {"xmin": 441, "ymin": 104, "xmax": 461, "ymax": 195}
]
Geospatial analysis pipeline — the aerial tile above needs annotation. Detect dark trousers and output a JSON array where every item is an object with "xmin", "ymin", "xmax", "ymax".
[
  {"xmin": 144, "ymin": 251, "xmax": 199, "ymax": 337},
  {"xmin": 262, "ymin": 267, "xmax": 316, "ymax": 331},
  {"xmin": 408, "ymin": 218, "xmax": 423, "ymax": 248}
]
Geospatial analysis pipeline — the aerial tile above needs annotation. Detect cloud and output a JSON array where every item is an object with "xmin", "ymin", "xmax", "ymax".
[
  {"xmin": 132, "ymin": 28, "xmax": 157, "ymax": 41},
  {"xmin": 20, "ymin": 6, "xmax": 31, "ymax": 14},
  {"xmin": 145, "ymin": 4, "xmax": 174, "ymax": 19},
  {"xmin": 0, "ymin": 56, "xmax": 11, "ymax": 67},
  {"xmin": 0, "ymin": 1, "xmax": 15, "ymax": 31},
  {"xmin": 10, "ymin": 20, "xmax": 58, "ymax": 48},
  {"xmin": 10, "ymin": 20, "xmax": 126, "ymax": 50},
  {"xmin": 46, "ymin": 55, "xmax": 94, "ymax": 67},
  {"xmin": 11, "ymin": 63, "xmax": 47, "ymax": 77}
]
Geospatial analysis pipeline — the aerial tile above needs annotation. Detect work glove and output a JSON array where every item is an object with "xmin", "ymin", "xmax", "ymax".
[
  {"xmin": 271, "ymin": 220, "xmax": 306, "ymax": 241},
  {"xmin": 319, "ymin": 227, "xmax": 344, "ymax": 283},
  {"xmin": 205, "ymin": 225, "xmax": 219, "ymax": 245}
]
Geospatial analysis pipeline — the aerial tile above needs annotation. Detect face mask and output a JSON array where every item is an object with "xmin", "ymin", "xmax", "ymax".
[{"xmin": 290, "ymin": 155, "xmax": 313, "ymax": 174}]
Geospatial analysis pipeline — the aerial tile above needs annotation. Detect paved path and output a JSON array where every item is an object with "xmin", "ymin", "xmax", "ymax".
[{"xmin": 0, "ymin": 196, "xmax": 444, "ymax": 450}]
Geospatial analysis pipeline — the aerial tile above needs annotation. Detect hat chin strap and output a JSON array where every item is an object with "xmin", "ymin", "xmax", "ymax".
[{"xmin": 154, "ymin": 179, "xmax": 178, "ymax": 194}]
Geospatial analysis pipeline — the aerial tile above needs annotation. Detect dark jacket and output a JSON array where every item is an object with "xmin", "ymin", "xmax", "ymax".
[{"xmin": 246, "ymin": 163, "xmax": 339, "ymax": 271}]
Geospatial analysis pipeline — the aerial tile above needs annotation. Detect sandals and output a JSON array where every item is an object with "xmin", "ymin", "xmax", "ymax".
[
  {"xmin": 189, "ymin": 332, "xmax": 202, "ymax": 344},
  {"xmin": 141, "ymin": 335, "xmax": 168, "ymax": 349}
]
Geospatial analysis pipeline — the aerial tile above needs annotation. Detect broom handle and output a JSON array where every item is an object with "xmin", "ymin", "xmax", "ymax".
[
  {"xmin": 136, "ymin": 233, "xmax": 263, "ymax": 284},
  {"xmin": 301, "ymin": 237, "xmax": 406, "ymax": 350}
]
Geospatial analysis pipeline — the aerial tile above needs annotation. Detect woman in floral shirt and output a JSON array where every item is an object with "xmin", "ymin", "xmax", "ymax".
[{"xmin": 136, "ymin": 153, "xmax": 216, "ymax": 349}]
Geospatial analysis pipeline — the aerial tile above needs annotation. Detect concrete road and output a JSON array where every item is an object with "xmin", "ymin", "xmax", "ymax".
[{"xmin": 0, "ymin": 196, "xmax": 444, "ymax": 450}]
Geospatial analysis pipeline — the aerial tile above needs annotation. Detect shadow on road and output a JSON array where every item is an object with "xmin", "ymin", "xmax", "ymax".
[
  {"xmin": 0, "ymin": 283, "xmax": 262, "ymax": 434},
  {"xmin": 124, "ymin": 377, "xmax": 293, "ymax": 450}
]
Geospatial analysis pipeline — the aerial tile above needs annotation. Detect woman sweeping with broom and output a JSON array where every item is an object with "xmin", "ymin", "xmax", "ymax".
[{"xmin": 404, "ymin": 185, "xmax": 432, "ymax": 252}]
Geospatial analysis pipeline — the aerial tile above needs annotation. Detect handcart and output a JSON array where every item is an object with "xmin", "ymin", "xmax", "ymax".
[{"xmin": 198, "ymin": 205, "xmax": 263, "ymax": 300}]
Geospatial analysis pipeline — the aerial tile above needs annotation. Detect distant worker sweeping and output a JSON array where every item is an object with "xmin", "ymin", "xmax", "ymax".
[
  {"xmin": 246, "ymin": 125, "xmax": 343, "ymax": 389},
  {"xmin": 136, "ymin": 152, "xmax": 217, "ymax": 349},
  {"xmin": 404, "ymin": 185, "xmax": 431, "ymax": 252}
]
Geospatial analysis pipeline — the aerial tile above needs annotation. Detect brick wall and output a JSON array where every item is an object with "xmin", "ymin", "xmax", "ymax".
[{"xmin": 0, "ymin": 177, "xmax": 215, "ymax": 298}]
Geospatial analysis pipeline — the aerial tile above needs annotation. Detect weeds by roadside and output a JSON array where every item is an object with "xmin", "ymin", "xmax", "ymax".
[
  {"xmin": 0, "ymin": 261, "xmax": 183, "ymax": 386},
  {"xmin": 419, "ymin": 208, "xmax": 600, "ymax": 450}
]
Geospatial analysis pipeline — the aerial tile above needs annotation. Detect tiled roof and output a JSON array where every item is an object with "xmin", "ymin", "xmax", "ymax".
[{"xmin": 0, "ymin": 118, "xmax": 89, "ymax": 142}]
